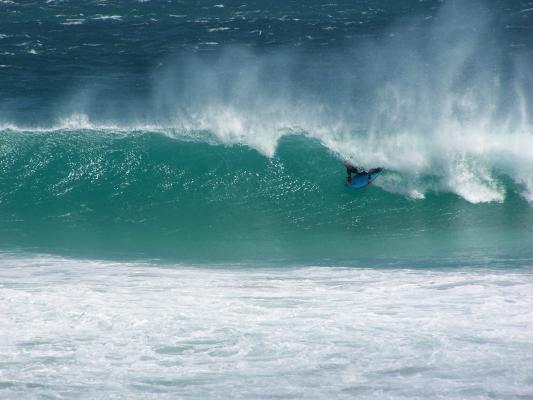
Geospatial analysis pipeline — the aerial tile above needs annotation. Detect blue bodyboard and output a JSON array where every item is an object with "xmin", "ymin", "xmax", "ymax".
[{"xmin": 346, "ymin": 168, "xmax": 382, "ymax": 189}]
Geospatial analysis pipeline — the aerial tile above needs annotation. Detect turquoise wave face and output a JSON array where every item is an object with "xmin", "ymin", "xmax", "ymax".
[{"xmin": 1, "ymin": 130, "xmax": 532, "ymax": 263}]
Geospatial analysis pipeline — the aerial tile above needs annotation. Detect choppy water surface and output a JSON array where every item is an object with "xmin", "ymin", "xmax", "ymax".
[
  {"xmin": 1, "ymin": 254, "xmax": 533, "ymax": 399},
  {"xmin": 1, "ymin": 0, "xmax": 533, "ymax": 398}
]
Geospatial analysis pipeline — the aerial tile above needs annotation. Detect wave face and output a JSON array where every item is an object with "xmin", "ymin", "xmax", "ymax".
[
  {"xmin": 1, "ymin": 129, "xmax": 532, "ymax": 262},
  {"xmin": 1, "ymin": 0, "xmax": 533, "ymax": 261}
]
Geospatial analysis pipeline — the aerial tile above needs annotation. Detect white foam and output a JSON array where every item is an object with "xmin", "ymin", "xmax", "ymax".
[
  {"xmin": 208, "ymin": 27, "xmax": 230, "ymax": 32},
  {"xmin": 446, "ymin": 162, "xmax": 505, "ymax": 203},
  {"xmin": 92, "ymin": 15, "xmax": 123, "ymax": 21},
  {"xmin": 61, "ymin": 19, "xmax": 86, "ymax": 25},
  {"xmin": 0, "ymin": 113, "xmax": 158, "ymax": 133},
  {"xmin": 1, "ymin": 253, "xmax": 532, "ymax": 398}
]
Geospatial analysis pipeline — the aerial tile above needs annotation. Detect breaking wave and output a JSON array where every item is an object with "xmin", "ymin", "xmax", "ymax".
[
  {"xmin": 2, "ymin": 1, "xmax": 532, "ymax": 204},
  {"xmin": 1, "ymin": 0, "xmax": 533, "ymax": 261},
  {"xmin": 0, "ymin": 128, "xmax": 532, "ymax": 261}
]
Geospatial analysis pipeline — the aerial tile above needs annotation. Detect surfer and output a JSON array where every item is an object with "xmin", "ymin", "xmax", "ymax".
[{"xmin": 344, "ymin": 162, "xmax": 365, "ymax": 185}]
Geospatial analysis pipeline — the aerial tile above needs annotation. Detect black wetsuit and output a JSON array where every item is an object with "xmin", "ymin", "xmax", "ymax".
[{"xmin": 345, "ymin": 163, "xmax": 365, "ymax": 183}]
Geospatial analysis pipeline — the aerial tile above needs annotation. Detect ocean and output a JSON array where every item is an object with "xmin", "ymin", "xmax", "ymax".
[{"xmin": 1, "ymin": 0, "xmax": 533, "ymax": 398}]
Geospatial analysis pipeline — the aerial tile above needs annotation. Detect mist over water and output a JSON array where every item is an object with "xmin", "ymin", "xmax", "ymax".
[
  {"xmin": 2, "ymin": 1, "xmax": 532, "ymax": 203},
  {"xmin": 142, "ymin": 0, "xmax": 533, "ymax": 203}
]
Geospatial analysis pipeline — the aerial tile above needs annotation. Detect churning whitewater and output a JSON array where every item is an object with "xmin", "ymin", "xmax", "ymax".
[{"xmin": 1, "ymin": 254, "xmax": 533, "ymax": 399}]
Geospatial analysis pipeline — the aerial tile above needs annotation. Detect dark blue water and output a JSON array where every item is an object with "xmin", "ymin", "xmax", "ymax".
[{"xmin": 1, "ymin": 0, "xmax": 532, "ymax": 123}]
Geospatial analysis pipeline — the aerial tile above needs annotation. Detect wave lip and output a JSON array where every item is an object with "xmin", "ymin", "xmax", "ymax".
[
  {"xmin": 1, "ymin": 118, "xmax": 533, "ymax": 204},
  {"xmin": 1, "ymin": 129, "xmax": 533, "ymax": 261}
]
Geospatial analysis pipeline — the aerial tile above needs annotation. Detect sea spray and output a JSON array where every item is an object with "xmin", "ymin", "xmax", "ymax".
[
  {"xmin": 1, "ymin": 0, "xmax": 533, "ymax": 260},
  {"xmin": 2, "ymin": 1, "xmax": 532, "ymax": 202}
]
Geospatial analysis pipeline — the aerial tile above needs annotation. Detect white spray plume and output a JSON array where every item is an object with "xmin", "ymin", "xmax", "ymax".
[{"xmin": 1, "ymin": 0, "xmax": 532, "ymax": 203}]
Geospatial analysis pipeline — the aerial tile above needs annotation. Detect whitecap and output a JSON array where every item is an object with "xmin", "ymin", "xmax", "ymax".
[
  {"xmin": 61, "ymin": 19, "xmax": 85, "ymax": 25},
  {"xmin": 2, "ymin": 255, "xmax": 532, "ymax": 399},
  {"xmin": 92, "ymin": 15, "xmax": 122, "ymax": 21},
  {"xmin": 208, "ymin": 27, "xmax": 230, "ymax": 32}
]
